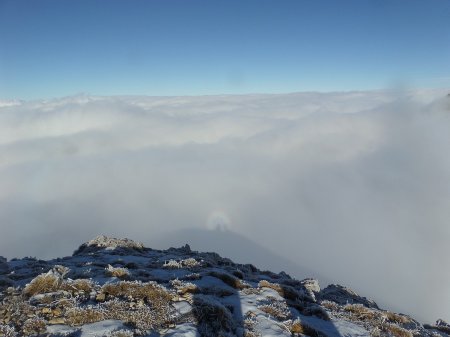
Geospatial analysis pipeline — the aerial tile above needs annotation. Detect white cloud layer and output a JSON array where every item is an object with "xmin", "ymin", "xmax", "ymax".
[{"xmin": 1, "ymin": 89, "xmax": 449, "ymax": 322}]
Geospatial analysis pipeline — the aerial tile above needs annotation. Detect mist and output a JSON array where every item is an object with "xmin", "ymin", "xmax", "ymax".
[{"xmin": 1, "ymin": 89, "xmax": 449, "ymax": 323}]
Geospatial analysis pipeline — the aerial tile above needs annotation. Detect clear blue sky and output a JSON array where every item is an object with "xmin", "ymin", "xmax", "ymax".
[{"xmin": 1, "ymin": 0, "xmax": 449, "ymax": 99}]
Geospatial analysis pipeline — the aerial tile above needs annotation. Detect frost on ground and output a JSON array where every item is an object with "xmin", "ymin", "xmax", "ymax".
[{"xmin": 0, "ymin": 236, "xmax": 448, "ymax": 337}]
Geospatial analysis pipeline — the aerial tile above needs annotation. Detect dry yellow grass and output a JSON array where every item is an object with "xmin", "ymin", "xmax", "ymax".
[
  {"xmin": 321, "ymin": 300, "xmax": 339, "ymax": 311},
  {"xmin": 61, "ymin": 279, "xmax": 94, "ymax": 294},
  {"xmin": 105, "ymin": 265, "xmax": 130, "ymax": 279},
  {"xmin": 66, "ymin": 307, "xmax": 105, "ymax": 326},
  {"xmin": 385, "ymin": 311, "xmax": 411, "ymax": 325},
  {"xmin": 177, "ymin": 283, "xmax": 198, "ymax": 296},
  {"xmin": 100, "ymin": 281, "xmax": 171, "ymax": 307},
  {"xmin": 22, "ymin": 318, "xmax": 46, "ymax": 336},
  {"xmin": 170, "ymin": 279, "xmax": 197, "ymax": 296},
  {"xmin": 23, "ymin": 273, "xmax": 61, "ymax": 297},
  {"xmin": 259, "ymin": 305, "xmax": 289, "ymax": 321},
  {"xmin": 382, "ymin": 323, "xmax": 413, "ymax": 337},
  {"xmin": 259, "ymin": 279, "xmax": 283, "ymax": 291},
  {"xmin": 103, "ymin": 299, "xmax": 171, "ymax": 330},
  {"xmin": 343, "ymin": 304, "xmax": 378, "ymax": 322},
  {"xmin": 258, "ymin": 279, "xmax": 300, "ymax": 302},
  {"xmin": 53, "ymin": 294, "xmax": 172, "ymax": 330},
  {"xmin": 290, "ymin": 320, "xmax": 306, "ymax": 334},
  {"xmin": 209, "ymin": 271, "xmax": 247, "ymax": 290},
  {"xmin": 24, "ymin": 272, "xmax": 94, "ymax": 298},
  {"xmin": 0, "ymin": 294, "xmax": 38, "ymax": 327},
  {"xmin": 287, "ymin": 319, "xmax": 324, "ymax": 336}
]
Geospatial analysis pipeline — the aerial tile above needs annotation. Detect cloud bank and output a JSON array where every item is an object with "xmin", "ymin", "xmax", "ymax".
[{"xmin": 0, "ymin": 89, "xmax": 449, "ymax": 322}]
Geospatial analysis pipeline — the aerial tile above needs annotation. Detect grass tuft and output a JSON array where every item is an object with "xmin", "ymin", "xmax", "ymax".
[
  {"xmin": 66, "ymin": 306, "xmax": 105, "ymax": 326},
  {"xmin": 23, "ymin": 273, "xmax": 61, "ymax": 297},
  {"xmin": 193, "ymin": 294, "xmax": 234, "ymax": 336},
  {"xmin": 286, "ymin": 318, "xmax": 326, "ymax": 337},
  {"xmin": 105, "ymin": 265, "xmax": 131, "ymax": 279},
  {"xmin": 210, "ymin": 271, "xmax": 247, "ymax": 290}
]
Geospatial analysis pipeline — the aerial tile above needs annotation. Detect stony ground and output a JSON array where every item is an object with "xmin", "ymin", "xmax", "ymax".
[{"xmin": 0, "ymin": 236, "xmax": 449, "ymax": 337}]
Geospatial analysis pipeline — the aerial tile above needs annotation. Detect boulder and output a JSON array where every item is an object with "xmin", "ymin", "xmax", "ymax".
[
  {"xmin": 73, "ymin": 235, "xmax": 144, "ymax": 256},
  {"xmin": 319, "ymin": 284, "xmax": 378, "ymax": 309},
  {"xmin": 0, "ymin": 256, "xmax": 9, "ymax": 274}
]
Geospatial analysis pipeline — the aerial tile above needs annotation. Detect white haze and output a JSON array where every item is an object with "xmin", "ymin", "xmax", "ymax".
[{"xmin": 0, "ymin": 89, "xmax": 449, "ymax": 323}]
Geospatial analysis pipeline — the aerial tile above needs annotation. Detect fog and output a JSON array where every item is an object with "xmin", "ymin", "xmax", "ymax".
[{"xmin": 1, "ymin": 89, "xmax": 449, "ymax": 322}]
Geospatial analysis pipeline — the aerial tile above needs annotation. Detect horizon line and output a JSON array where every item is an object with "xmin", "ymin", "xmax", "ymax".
[{"xmin": 2, "ymin": 86, "xmax": 449, "ymax": 102}]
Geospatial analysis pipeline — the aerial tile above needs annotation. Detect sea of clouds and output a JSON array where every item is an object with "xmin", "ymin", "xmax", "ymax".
[{"xmin": 0, "ymin": 89, "xmax": 449, "ymax": 322}]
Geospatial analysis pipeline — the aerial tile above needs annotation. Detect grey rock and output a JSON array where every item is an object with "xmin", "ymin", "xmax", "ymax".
[
  {"xmin": 73, "ymin": 235, "xmax": 144, "ymax": 256},
  {"xmin": 0, "ymin": 256, "xmax": 9, "ymax": 274},
  {"xmin": 319, "ymin": 284, "xmax": 379, "ymax": 309}
]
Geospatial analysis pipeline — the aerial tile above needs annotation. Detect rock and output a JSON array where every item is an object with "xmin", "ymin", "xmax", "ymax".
[
  {"xmin": 319, "ymin": 284, "xmax": 379, "ymax": 309},
  {"xmin": 0, "ymin": 236, "xmax": 447, "ymax": 337},
  {"xmin": 42, "ymin": 307, "xmax": 52, "ymax": 314},
  {"xmin": 301, "ymin": 278, "xmax": 321, "ymax": 293},
  {"xmin": 96, "ymin": 293, "xmax": 106, "ymax": 302},
  {"xmin": 301, "ymin": 278, "xmax": 321, "ymax": 301},
  {"xmin": 29, "ymin": 291, "xmax": 70, "ymax": 305},
  {"xmin": 0, "ymin": 276, "xmax": 13, "ymax": 288},
  {"xmin": 52, "ymin": 265, "xmax": 70, "ymax": 278},
  {"xmin": 0, "ymin": 256, "xmax": 9, "ymax": 274},
  {"xmin": 52, "ymin": 308, "xmax": 62, "ymax": 317},
  {"xmin": 73, "ymin": 235, "xmax": 144, "ymax": 256},
  {"xmin": 180, "ymin": 244, "xmax": 192, "ymax": 254},
  {"xmin": 48, "ymin": 317, "xmax": 66, "ymax": 325},
  {"xmin": 168, "ymin": 244, "xmax": 192, "ymax": 255},
  {"xmin": 436, "ymin": 319, "xmax": 450, "ymax": 327},
  {"xmin": 434, "ymin": 319, "xmax": 450, "ymax": 334}
]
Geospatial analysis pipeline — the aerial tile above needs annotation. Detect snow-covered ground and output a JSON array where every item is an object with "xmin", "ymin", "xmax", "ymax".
[{"xmin": 1, "ymin": 236, "xmax": 449, "ymax": 336}]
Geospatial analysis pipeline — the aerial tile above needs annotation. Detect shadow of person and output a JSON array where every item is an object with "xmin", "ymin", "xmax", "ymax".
[
  {"xmin": 160, "ymin": 228, "xmax": 346, "ymax": 336},
  {"xmin": 190, "ymin": 260, "xmax": 245, "ymax": 336},
  {"xmin": 192, "ymin": 288, "xmax": 243, "ymax": 336},
  {"xmin": 189, "ymin": 266, "xmax": 346, "ymax": 337}
]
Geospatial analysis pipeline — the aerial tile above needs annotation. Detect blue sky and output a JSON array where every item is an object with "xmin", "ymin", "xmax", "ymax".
[{"xmin": 0, "ymin": 0, "xmax": 449, "ymax": 99}]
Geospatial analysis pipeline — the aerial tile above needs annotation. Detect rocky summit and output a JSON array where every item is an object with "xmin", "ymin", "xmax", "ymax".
[{"xmin": 0, "ymin": 236, "xmax": 448, "ymax": 337}]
